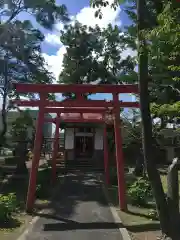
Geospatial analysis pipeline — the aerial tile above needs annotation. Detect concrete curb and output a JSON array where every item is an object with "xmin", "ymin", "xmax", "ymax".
[
  {"xmin": 98, "ymin": 175, "xmax": 131, "ymax": 240},
  {"xmin": 16, "ymin": 215, "xmax": 41, "ymax": 240}
]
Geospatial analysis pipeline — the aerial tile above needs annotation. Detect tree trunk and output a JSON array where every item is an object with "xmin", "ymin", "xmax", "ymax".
[
  {"xmin": 14, "ymin": 141, "xmax": 28, "ymax": 175},
  {"xmin": 133, "ymin": 152, "xmax": 145, "ymax": 177},
  {"xmin": 137, "ymin": 0, "xmax": 177, "ymax": 238},
  {"xmin": 0, "ymin": 60, "xmax": 8, "ymax": 148}
]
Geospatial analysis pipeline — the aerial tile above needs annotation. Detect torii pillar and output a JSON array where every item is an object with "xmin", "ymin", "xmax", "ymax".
[
  {"xmin": 51, "ymin": 114, "xmax": 61, "ymax": 183},
  {"xmin": 103, "ymin": 124, "xmax": 110, "ymax": 185},
  {"xmin": 113, "ymin": 93, "xmax": 127, "ymax": 211},
  {"xmin": 26, "ymin": 94, "xmax": 46, "ymax": 212}
]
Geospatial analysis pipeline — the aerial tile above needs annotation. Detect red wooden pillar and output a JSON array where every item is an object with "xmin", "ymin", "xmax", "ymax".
[
  {"xmin": 103, "ymin": 125, "xmax": 109, "ymax": 185},
  {"xmin": 51, "ymin": 115, "xmax": 60, "ymax": 183},
  {"xmin": 113, "ymin": 93, "xmax": 127, "ymax": 211},
  {"xmin": 26, "ymin": 94, "xmax": 46, "ymax": 212}
]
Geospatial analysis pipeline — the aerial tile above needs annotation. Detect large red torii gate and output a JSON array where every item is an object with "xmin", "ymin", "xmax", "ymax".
[{"xmin": 12, "ymin": 83, "xmax": 139, "ymax": 213}]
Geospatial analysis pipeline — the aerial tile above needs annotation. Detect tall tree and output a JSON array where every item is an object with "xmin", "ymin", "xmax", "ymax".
[
  {"xmin": 137, "ymin": 0, "xmax": 173, "ymax": 238},
  {"xmin": 59, "ymin": 21, "xmax": 135, "ymax": 97},
  {"xmin": 11, "ymin": 110, "xmax": 33, "ymax": 174},
  {"xmin": 148, "ymin": 2, "xmax": 180, "ymax": 129},
  {"xmin": 90, "ymin": 0, "xmax": 180, "ymax": 239},
  {"xmin": 0, "ymin": 1, "xmax": 69, "ymax": 145}
]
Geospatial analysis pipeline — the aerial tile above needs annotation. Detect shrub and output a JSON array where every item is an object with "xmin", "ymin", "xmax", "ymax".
[
  {"xmin": 36, "ymin": 184, "xmax": 49, "ymax": 199},
  {"xmin": 0, "ymin": 193, "xmax": 17, "ymax": 221},
  {"xmin": 109, "ymin": 166, "xmax": 129, "ymax": 185},
  {"xmin": 127, "ymin": 177, "xmax": 153, "ymax": 206},
  {"xmin": 27, "ymin": 151, "xmax": 33, "ymax": 161},
  {"xmin": 109, "ymin": 167, "xmax": 117, "ymax": 185},
  {"xmin": 5, "ymin": 157, "xmax": 18, "ymax": 165},
  {"xmin": 37, "ymin": 168, "xmax": 51, "ymax": 184},
  {"xmin": 148, "ymin": 209, "xmax": 159, "ymax": 220},
  {"xmin": 36, "ymin": 168, "xmax": 51, "ymax": 198}
]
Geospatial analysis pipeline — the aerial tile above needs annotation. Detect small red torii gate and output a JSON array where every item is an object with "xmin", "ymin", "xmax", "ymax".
[
  {"xmin": 44, "ymin": 111, "xmax": 109, "ymax": 185},
  {"xmin": 12, "ymin": 83, "xmax": 139, "ymax": 213}
]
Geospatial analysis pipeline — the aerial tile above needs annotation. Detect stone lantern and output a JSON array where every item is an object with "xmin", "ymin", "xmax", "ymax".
[{"xmin": 158, "ymin": 129, "xmax": 179, "ymax": 163}]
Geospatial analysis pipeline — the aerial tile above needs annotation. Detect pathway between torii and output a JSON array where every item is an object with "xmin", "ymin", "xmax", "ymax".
[{"xmin": 19, "ymin": 172, "xmax": 124, "ymax": 240}]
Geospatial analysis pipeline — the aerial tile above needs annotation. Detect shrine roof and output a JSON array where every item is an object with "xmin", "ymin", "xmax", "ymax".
[{"xmin": 60, "ymin": 112, "xmax": 103, "ymax": 120}]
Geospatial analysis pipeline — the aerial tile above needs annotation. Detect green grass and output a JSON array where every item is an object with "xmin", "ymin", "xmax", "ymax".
[
  {"xmin": 108, "ymin": 184, "xmax": 160, "ymax": 232},
  {"xmin": 0, "ymin": 166, "xmax": 64, "ymax": 240},
  {"xmin": 0, "ymin": 167, "xmax": 54, "ymax": 230},
  {"xmin": 107, "ymin": 168, "xmax": 176, "ymax": 232}
]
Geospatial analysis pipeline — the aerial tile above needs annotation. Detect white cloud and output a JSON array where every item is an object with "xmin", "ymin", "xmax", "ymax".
[
  {"xmin": 42, "ymin": 45, "xmax": 66, "ymax": 81},
  {"xmin": 55, "ymin": 22, "xmax": 66, "ymax": 32},
  {"xmin": 44, "ymin": 33, "xmax": 62, "ymax": 46},
  {"xmin": 75, "ymin": 3, "xmax": 121, "ymax": 28},
  {"xmin": 0, "ymin": 96, "xmax": 39, "ymax": 111},
  {"xmin": 121, "ymin": 48, "xmax": 137, "ymax": 59}
]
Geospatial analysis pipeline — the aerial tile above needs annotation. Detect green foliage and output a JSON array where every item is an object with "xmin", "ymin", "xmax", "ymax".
[
  {"xmin": 151, "ymin": 102, "xmax": 180, "ymax": 126},
  {"xmin": 127, "ymin": 177, "xmax": 153, "ymax": 206},
  {"xmin": 123, "ymin": 1, "xmax": 180, "ymax": 127},
  {"xmin": 0, "ymin": 193, "xmax": 17, "ymax": 221},
  {"xmin": 148, "ymin": 209, "xmax": 159, "ymax": 220},
  {"xmin": 0, "ymin": 0, "xmax": 69, "ymax": 101},
  {"xmin": 0, "ymin": 0, "xmax": 68, "ymax": 141},
  {"xmin": 36, "ymin": 184, "xmax": 48, "ymax": 198},
  {"xmin": 5, "ymin": 157, "xmax": 18, "ymax": 165},
  {"xmin": 0, "ymin": 19, "xmax": 54, "ymax": 99},
  {"xmin": 36, "ymin": 168, "xmax": 51, "ymax": 198},
  {"xmin": 109, "ymin": 167, "xmax": 118, "ymax": 185},
  {"xmin": 90, "ymin": 0, "xmax": 180, "ymax": 126},
  {"xmin": 1, "ymin": 0, "xmax": 69, "ymax": 29},
  {"xmin": 147, "ymin": 4, "xmax": 180, "ymax": 100},
  {"xmin": 11, "ymin": 110, "xmax": 33, "ymax": 141},
  {"xmin": 90, "ymin": 0, "xmax": 126, "ymax": 19},
  {"xmin": 37, "ymin": 168, "xmax": 51, "ymax": 184},
  {"xmin": 59, "ymin": 21, "xmax": 136, "ymax": 98}
]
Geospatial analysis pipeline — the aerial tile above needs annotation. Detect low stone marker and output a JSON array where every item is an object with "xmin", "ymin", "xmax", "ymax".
[
  {"xmin": 167, "ymin": 157, "xmax": 180, "ymax": 233},
  {"xmin": 167, "ymin": 158, "xmax": 179, "ymax": 212}
]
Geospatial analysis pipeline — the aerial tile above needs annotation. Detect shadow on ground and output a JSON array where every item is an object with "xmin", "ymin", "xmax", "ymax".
[
  {"xmin": 30, "ymin": 172, "xmax": 125, "ymax": 234},
  {"xmin": 126, "ymin": 222, "xmax": 160, "ymax": 232},
  {"xmin": 35, "ymin": 172, "xmax": 110, "ymax": 217},
  {"xmin": 43, "ymin": 221, "xmax": 123, "ymax": 231}
]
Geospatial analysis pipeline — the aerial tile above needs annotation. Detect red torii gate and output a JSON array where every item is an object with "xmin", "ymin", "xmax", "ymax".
[{"xmin": 12, "ymin": 83, "xmax": 139, "ymax": 213}]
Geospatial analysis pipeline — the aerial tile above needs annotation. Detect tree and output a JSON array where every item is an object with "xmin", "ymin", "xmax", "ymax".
[
  {"xmin": 137, "ymin": 0, "xmax": 174, "ymax": 238},
  {"xmin": 91, "ymin": 1, "xmax": 180, "ymax": 130},
  {"xmin": 148, "ymin": 3, "xmax": 180, "ymax": 129},
  {"xmin": 0, "ymin": 1, "xmax": 69, "ymax": 31},
  {"xmin": 59, "ymin": 21, "xmax": 136, "ymax": 97},
  {"xmin": 120, "ymin": 1, "xmax": 180, "ymax": 130},
  {"xmin": 0, "ymin": 1, "xmax": 69, "ymax": 145},
  {"xmin": 11, "ymin": 110, "xmax": 34, "ymax": 174},
  {"xmin": 90, "ymin": 0, "xmax": 180, "ymax": 239}
]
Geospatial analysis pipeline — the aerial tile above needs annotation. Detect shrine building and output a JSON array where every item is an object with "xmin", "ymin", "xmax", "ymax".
[{"xmin": 60, "ymin": 112, "xmax": 112, "ymax": 168}]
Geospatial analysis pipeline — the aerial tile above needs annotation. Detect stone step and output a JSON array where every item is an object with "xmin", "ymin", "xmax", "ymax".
[{"xmin": 47, "ymin": 159, "xmax": 104, "ymax": 172}]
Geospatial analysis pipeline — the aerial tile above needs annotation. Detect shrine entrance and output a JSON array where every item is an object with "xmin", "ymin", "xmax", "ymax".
[
  {"xmin": 75, "ymin": 136, "xmax": 94, "ymax": 159},
  {"xmin": 74, "ymin": 126, "xmax": 94, "ymax": 159}
]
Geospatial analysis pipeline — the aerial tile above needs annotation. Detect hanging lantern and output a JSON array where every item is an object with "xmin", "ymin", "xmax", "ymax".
[{"xmin": 104, "ymin": 113, "xmax": 114, "ymax": 125}]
